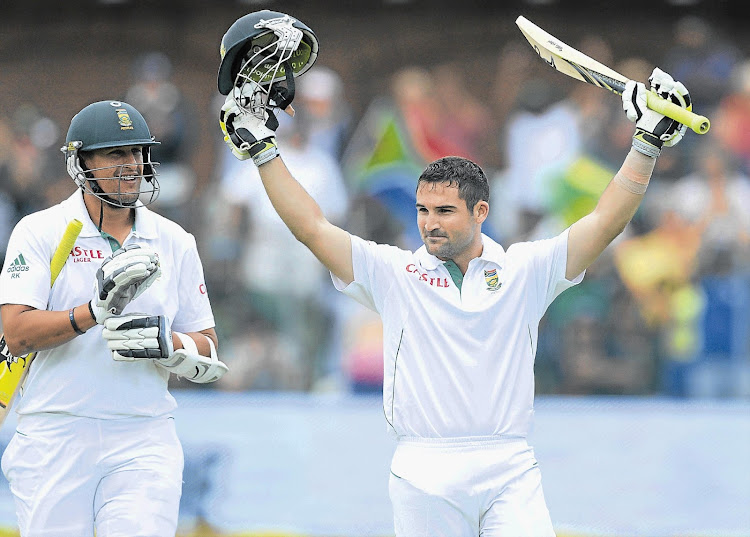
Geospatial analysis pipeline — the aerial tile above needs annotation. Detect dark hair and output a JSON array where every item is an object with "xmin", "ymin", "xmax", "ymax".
[{"xmin": 416, "ymin": 156, "xmax": 489, "ymax": 211}]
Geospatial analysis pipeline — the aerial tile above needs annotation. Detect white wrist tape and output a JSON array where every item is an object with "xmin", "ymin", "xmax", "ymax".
[{"xmin": 156, "ymin": 332, "xmax": 228, "ymax": 384}]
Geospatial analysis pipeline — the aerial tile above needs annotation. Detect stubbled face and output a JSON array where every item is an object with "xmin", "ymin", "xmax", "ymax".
[
  {"xmin": 416, "ymin": 181, "xmax": 480, "ymax": 261},
  {"xmin": 85, "ymin": 145, "xmax": 144, "ymax": 206}
]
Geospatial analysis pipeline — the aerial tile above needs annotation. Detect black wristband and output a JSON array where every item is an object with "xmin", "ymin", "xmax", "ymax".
[
  {"xmin": 87, "ymin": 301, "xmax": 97, "ymax": 323},
  {"xmin": 69, "ymin": 308, "xmax": 86, "ymax": 335}
]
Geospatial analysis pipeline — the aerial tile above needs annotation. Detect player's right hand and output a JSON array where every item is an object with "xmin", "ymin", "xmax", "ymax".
[
  {"xmin": 622, "ymin": 67, "xmax": 690, "ymax": 158},
  {"xmin": 219, "ymin": 83, "xmax": 280, "ymax": 166},
  {"xmin": 103, "ymin": 313, "xmax": 172, "ymax": 360},
  {"xmin": 90, "ymin": 244, "xmax": 161, "ymax": 324},
  {"xmin": 103, "ymin": 313, "xmax": 228, "ymax": 383}
]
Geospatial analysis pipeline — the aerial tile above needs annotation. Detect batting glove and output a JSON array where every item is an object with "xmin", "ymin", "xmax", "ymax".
[
  {"xmin": 622, "ymin": 67, "xmax": 691, "ymax": 158},
  {"xmin": 103, "ymin": 313, "xmax": 173, "ymax": 360},
  {"xmin": 90, "ymin": 245, "xmax": 161, "ymax": 324},
  {"xmin": 103, "ymin": 314, "xmax": 228, "ymax": 383},
  {"xmin": 219, "ymin": 84, "xmax": 280, "ymax": 166}
]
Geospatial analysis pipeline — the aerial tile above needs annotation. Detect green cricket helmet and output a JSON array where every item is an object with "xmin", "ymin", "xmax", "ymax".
[
  {"xmin": 60, "ymin": 100, "xmax": 161, "ymax": 208},
  {"xmin": 218, "ymin": 10, "xmax": 319, "ymax": 116}
]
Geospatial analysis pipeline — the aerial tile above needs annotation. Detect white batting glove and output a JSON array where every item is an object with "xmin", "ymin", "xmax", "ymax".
[
  {"xmin": 219, "ymin": 84, "xmax": 280, "ymax": 166},
  {"xmin": 103, "ymin": 313, "xmax": 173, "ymax": 361},
  {"xmin": 156, "ymin": 333, "xmax": 228, "ymax": 384},
  {"xmin": 103, "ymin": 314, "xmax": 228, "ymax": 383},
  {"xmin": 622, "ymin": 67, "xmax": 691, "ymax": 158},
  {"xmin": 89, "ymin": 245, "xmax": 161, "ymax": 324}
]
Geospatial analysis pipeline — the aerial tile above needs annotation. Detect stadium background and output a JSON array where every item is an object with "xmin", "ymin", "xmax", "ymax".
[{"xmin": 1, "ymin": 1, "xmax": 749, "ymax": 536}]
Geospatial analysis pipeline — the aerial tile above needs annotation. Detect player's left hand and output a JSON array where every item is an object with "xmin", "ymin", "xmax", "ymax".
[
  {"xmin": 103, "ymin": 313, "xmax": 173, "ymax": 361},
  {"xmin": 622, "ymin": 67, "xmax": 690, "ymax": 157},
  {"xmin": 219, "ymin": 83, "xmax": 280, "ymax": 166},
  {"xmin": 90, "ymin": 245, "xmax": 161, "ymax": 324}
]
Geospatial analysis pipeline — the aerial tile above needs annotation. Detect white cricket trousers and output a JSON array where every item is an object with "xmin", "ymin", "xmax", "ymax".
[
  {"xmin": 389, "ymin": 437, "xmax": 556, "ymax": 537},
  {"xmin": 1, "ymin": 413, "xmax": 184, "ymax": 537}
]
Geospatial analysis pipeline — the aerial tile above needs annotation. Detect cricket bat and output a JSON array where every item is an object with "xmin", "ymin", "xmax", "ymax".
[
  {"xmin": 0, "ymin": 218, "xmax": 83, "ymax": 427},
  {"xmin": 516, "ymin": 16, "xmax": 710, "ymax": 134}
]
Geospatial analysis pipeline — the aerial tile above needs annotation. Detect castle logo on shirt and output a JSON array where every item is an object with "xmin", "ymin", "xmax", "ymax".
[
  {"xmin": 6, "ymin": 253, "xmax": 29, "ymax": 279},
  {"xmin": 484, "ymin": 268, "xmax": 501, "ymax": 292},
  {"xmin": 405, "ymin": 264, "xmax": 450, "ymax": 288},
  {"xmin": 71, "ymin": 247, "xmax": 105, "ymax": 263}
]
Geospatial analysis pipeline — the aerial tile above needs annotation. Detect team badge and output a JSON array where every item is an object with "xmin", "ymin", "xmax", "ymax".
[
  {"xmin": 484, "ymin": 268, "xmax": 501, "ymax": 292},
  {"xmin": 115, "ymin": 108, "xmax": 134, "ymax": 130}
]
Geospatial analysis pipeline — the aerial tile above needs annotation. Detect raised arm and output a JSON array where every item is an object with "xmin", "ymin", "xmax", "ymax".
[
  {"xmin": 567, "ymin": 149, "xmax": 654, "ymax": 279},
  {"xmin": 567, "ymin": 68, "xmax": 692, "ymax": 280},
  {"xmin": 256, "ymin": 157, "xmax": 354, "ymax": 284},
  {"xmin": 219, "ymin": 84, "xmax": 354, "ymax": 285}
]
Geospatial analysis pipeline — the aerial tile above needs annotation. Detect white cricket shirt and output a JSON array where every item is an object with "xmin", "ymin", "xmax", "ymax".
[
  {"xmin": 0, "ymin": 191, "xmax": 215, "ymax": 419},
  {"xmin": 332, "ymin": 230, "xmax": 583, "ymax": 439}
]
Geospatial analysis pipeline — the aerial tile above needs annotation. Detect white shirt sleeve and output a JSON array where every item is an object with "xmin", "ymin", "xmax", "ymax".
[
  {"xmin": 330, "ymin": 234, "xmax": 403, "ymax": 314},
  {"xmin": 171, "ymin": 233, "xmax": 215, "ymax": 334},
  {"xmin": 0, "ymin": 216, "xmax": 54, "ymax": 311},
  {"xmin": 519, "ymin": 227, "xmax": 584, "ymax": 318}
]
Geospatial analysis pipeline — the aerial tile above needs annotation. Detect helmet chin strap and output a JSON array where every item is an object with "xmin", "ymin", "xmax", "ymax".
[
  {"xmin": 97, "ymin": 192, "xmax": 104, "ymax": 232},
  {"xmin": 88, "ymin": 180, "xmax": 109, "ymax": 232},
  {"xmin": 261, "ymin": 61, "xmax": 296, "ymax": 131},
  {"xmin": 268, "ymin": 60, "xmax": 295, "ymax": 110},
  {"xmin": 79, "ymin": 158, "xmax": 116, "ymax": 231}
]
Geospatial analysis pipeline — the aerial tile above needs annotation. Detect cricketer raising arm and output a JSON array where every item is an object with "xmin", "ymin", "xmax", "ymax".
[
  {"xmin": 0, "ymin": 100, "xmax": 227, "ymax": 536},
  {"xmin": 218, "ymin": 10, "xmax": 692, "ymax": 537}
]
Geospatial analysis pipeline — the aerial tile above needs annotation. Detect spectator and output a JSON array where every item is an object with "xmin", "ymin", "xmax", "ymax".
[
  {"xmin": 612, "ymin": 177, "xmax": 710, "ymax": 396},
  {"xmin": 667, "ymin": 140, "xmax": 750, "ymax": 397},
  {"xmin": 489, "ymin": 41, "xmax": 538, "ymax": 170},
  {"xmin": 390, "ymin": 66, "xmax": 471, "ymax": 163},
  {"xmin": 661, "ymin": 15, "xmax": 742, "ymax": 178},
  {"xmin": 670, "ymin": 140, "xmax": 750, "ymax": 270},
  {"xmin": 4, "ymin": 104, "xmax": 60, "ymax": 219},
  {"xmin": 491, "ymin": 77, "xmax": 581, "ymax": 242},
  {"xmin": 714, "ymin": 59, "xmax": 750, "ymax": 175},
  {"xmin": 567, "ymin": 35, "xmax": 618, "ymax": 153},
  {"xmin": 545, "ymin": 255, "xmax": 656, "ymax": 395},
  {"xmin": 432, "ymin": 61, "xmax": 494, "ymax": 166},
  {"xmin": 296, "ymin": 66, "xmax": 353, "ymax": 161},
  {"xmin": 217, "ymin": 110, "xmax": 349, "ymax": 390},
  {"xmin": 662, "ymin": 16, "xmax": 741, "ymax": 112}
]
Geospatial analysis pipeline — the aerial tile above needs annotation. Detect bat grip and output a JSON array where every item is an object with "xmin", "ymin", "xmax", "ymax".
[{"xmin": 646, "ymin": 91, "xmax": 710, "ymax": 135}]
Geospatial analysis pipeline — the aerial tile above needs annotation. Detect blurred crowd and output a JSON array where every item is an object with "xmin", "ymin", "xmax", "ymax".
[{"xmin": 1, "ymin": 15, "xmax": 748, "ymax": 399}]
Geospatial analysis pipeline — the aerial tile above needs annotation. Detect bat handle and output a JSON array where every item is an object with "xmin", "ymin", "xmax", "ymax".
[{"xmin": 646, "ymin": 91, "xmax": 710, "ymax": 135}]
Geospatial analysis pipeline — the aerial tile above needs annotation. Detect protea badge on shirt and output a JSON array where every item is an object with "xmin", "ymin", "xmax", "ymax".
[{"xmin": 484, "ymin": 268, "xmax": 501, "ymax": 292}]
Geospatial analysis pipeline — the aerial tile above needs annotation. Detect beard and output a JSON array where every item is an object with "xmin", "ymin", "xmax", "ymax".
[
  {"xmin": 107, "ymin": 193, "xmax": 140, "ymax": 207},
  {"xmin": 101, "ymin": 177, "xmax": 142, "ymax": 207},
  {"xmin": 422, "ymin": 229, "xmax": 473, "ymax": 260}
]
